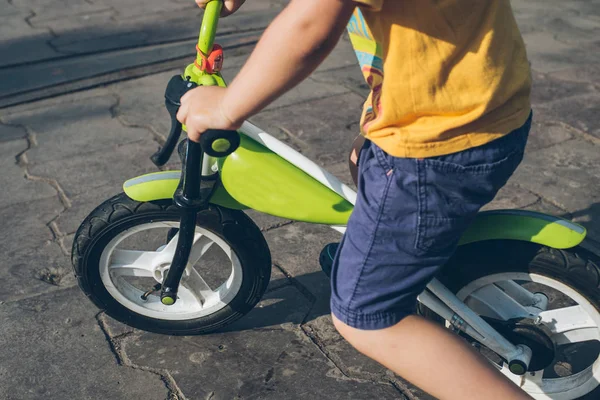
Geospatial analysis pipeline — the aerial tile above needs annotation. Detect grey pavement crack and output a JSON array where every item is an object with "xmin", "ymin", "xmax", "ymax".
[
  {"xmin": 274, "ymin": 125, "xmax": 309, "ymax": 150},
  {"xmin": 388, "ymin": 379, "xmax": 423, "ymax": 400},
  {"xmin": 260, "ymin": 220, "xmax": 294, "ymax": 233},
  {"xmin": 17, "ymin": 134, "xmax": 71, "ymax": 207},
  {"xmin": 511, "ymin": 181, "xmax": 573, "ymax": 215},
  {"xmin": 272, "ymin": 261, "xmax": 407, "ymax": 395},
  {"xmin": 272, "ymin": 262, "xmax": 316, "ymax": 305},
  {"xmin": 301, "ymin": 322, "xmax": 406, "ymax": 396},
  {"xmin": 13, "ymin": 129, "xmax": 73, "ymax": 258},
  {"xmin": 109, "ymin": 91, "xmax": 168, "ymax": 145},
  {"xmin": 22, "ymin": 8, "xmax": 58, "ymax": 39},
  {"xmin": 96, "ymin": 313, "xmax": 188, "ymax": 400}
]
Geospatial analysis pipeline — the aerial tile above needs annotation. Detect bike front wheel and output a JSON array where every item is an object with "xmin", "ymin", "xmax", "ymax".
[{"xmin": 72, "ymin": 193, "xmax": 271, "ymax": 335}]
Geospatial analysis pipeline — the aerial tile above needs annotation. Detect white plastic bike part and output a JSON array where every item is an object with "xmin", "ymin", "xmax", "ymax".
[
  {"xmin": 418, "ymin": 289, "xmax": 485, "ymax": 341},
  {"xmin": 202, "ymin": 153, "xmax": 217, "ymax": 176},
  {"xmin": 495, "ymin": 280, "xmax": 549, "ymax": 313},
  {"xmin": 457, "ymin": 273, "xmax": 600, "ymax": 399},
  {"xmin": 426, "ymin": 278, "xmax": 527, "ymax": 364},
  {"xmin": 98, "ymin": 221, "xmax": 243, "ymax": 321}
]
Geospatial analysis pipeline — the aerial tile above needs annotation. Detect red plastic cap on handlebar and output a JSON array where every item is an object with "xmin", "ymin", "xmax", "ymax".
[{"xmin": 194, "ymin": 44, "xmax": 224, "ymax": 74}]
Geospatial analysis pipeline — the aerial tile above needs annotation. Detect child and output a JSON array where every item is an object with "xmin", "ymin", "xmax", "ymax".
[{"xmin": 179, "ymin": 1, "xmax": 533, "ymax": 398}]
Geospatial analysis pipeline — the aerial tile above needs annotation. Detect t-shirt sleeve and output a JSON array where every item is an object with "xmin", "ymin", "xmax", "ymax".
[{"xmin": 353, "ymin": 0, "xmax": 383, "ymax": 11}]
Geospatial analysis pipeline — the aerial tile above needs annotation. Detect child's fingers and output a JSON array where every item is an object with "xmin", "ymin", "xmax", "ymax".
[
  {"xmin": 176, "ymin": 101, "xmax": 189, "ymax": 125},
  {"xmin": 194, "ymin": 0, "xmax": 208, "ymax": 9}
]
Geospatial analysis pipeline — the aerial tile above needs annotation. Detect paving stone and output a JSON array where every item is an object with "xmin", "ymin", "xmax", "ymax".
[
  {"xmin": 18, "ymin": 0, "xmax": 112, "ymax": 25},
  {"xmin": 549, "ymin": 65, "xmax": 600, "ymax": 85},
  {"xmin": 55, "ymin": 184, "xmax": 121, "ymax": 235},
  {"xmin": 0, "ymin": 0, "xmax": 22, "ymax": 17},
  {"xmin": 263, "ymin": 222, "xmax": 340, "ymax": 299},
  {"xmin": 245, "ymin": 209, "xmax": 290, "ymax": 232},
  {"xmin": 0, "ymin": 197, "xmax": 72, "ymax": 302},
  {"xmin": 250, "ymin": 93, "xmax": 364, "ymax": 166},
  {"xmin": 111, "ymin": 69, "xmax": 183, "ymax": 138},
  {"xmin": 104, "ymin": 0, "xmax": 284, "ymax": 22},
  {"xmin": 536, "ymin": 94, "xmax": 600, "ymax": 139},
  {"xmin": 544, "ymin": 13, "xmax": 600, "ymax": 46},
  {"xmin": 312, "ymin": 65, "xmax": 370, "ymax": 98},
  {"xmin": 0, "ymin": 11, "xmax": 59, "ymax": 67},
  {"xmin": 0, "ymin": 40, "xmax": 189, "ymax": 98},
  {"xmin": 526, "ymin": 117, "xmax": 576, "ymax": 152},
  {"xmin": 512, "ymin": 139, "xmax": 600, "ymax": 237},
  {"xmin": 1, "ymin": 86, "xmax": 113, "ymax": 115},
  {"xmin": 27, "ymin": 140, "xmax": 158, "ymax": 198},
  {"xmin": 98, "ymin": 311, "xmax": 136, "ymax": 338},
  {"xmin": 526, "ymin": 199, "xmax": 571, "ymax": 219},
  {"xmin": 92, "ymin": 0, "xmax": 193, "ymax": 20},
  {"xmin": 263, "ymin": 77, "xmax": 351, "ymax": 113},
  {"xmin": 482, "ymin": 183, "xmax": 539, "ymax": 211},
  {"xmin": 0, "ymin": 139, "xmax": 57, "ymax": 208},
  {"xmin": 46, "ymin": 5, "xmax": 278, "ymax": 55},
  {"xmin": 4, "ymin": 96, "xmax": 152, "ymax": 164},
  {"xmin": 0, "ymin": 122, "xmax": 27, "ymax": 142},
  {"xmin": 0, "ymin": 287, "xmax": 168, "ymax": 400},
  {"xmin": 531, "ymin": 71, "xmax": 597, "ymax": 106},
  {"xmin": 121, "ymin": 285, "xmax": 403, "ymax": 399},
  {"xmin": 521, "ymin": 30, "xmax": 600, "ymax": 74}
]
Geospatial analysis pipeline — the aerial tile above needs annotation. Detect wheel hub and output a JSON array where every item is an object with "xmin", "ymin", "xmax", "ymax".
[
  {"xmin": 153, "ymin": 264, "xmax": 171, "ymax": 283},
  {"xmin": 486, "ymin": 317, "xmax": 556, "ymax": 371}
]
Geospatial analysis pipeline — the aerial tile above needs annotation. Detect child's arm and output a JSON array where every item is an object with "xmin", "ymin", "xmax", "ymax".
[{"xmin": 177, "ymin": 0, "xmax": 357, "ymax": 142}]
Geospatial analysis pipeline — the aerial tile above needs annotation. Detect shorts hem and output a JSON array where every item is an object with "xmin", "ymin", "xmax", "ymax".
[{"xmin": 330, "ymin": 299, "xmax": 412, "ymax": 330}]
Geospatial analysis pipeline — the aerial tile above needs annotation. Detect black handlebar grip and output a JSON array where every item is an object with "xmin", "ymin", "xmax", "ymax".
[{"xmin": 199, "ymin": 129, "xmax": 240, "ymax": 157}]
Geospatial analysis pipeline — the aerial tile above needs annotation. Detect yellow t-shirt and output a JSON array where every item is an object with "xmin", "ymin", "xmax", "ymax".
[{"xmin": 349, "ymin": 0, "xmax": 532, "ymax": 158}]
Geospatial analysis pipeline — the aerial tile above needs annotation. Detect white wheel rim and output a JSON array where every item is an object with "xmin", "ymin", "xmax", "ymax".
[
  {"xmin": 456, "ymin": 273, "xmax": 600, "ymax": 399},
  {"xmin": 99, "ymin": 221, "xmax": 243, "ymax": 321}
]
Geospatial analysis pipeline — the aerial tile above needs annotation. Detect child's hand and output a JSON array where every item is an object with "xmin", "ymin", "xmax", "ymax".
[
  {"xmin": 177, "ymin": 86, "xmax": 242, "ymax": 143},
  {"xmin": 195, "ymin": 0, "xmax": 246, "ymax": 17}
]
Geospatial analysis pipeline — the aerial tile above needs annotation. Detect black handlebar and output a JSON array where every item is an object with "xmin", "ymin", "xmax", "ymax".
[{"xmin": 151, "ymin": 75, "xmax": 240, "ymax": 166}]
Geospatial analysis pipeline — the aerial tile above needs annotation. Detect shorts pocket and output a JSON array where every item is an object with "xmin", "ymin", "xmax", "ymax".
[
  {"xmin": 373, "ymin": 144, "xmax": 394, "ymax": 176},
  {"xmin": 414, "ymin": 148, "xmax": 524, "ymax": 253}
]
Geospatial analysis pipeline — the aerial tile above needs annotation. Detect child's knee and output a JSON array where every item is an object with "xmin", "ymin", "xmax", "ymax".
[{"xmin": 331, "ymin": 312, "xmax": 381, "ymax": 355}]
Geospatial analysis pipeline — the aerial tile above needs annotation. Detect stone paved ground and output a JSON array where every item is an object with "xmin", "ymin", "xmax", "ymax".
[{"xmin": 1, "ymin": 0, "xmax": 599, "ymax": 399}]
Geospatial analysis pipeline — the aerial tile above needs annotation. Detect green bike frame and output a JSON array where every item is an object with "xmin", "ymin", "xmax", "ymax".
[{"xmin": 123, "ymin": 0, "xmax": 586, "ymax": 250}]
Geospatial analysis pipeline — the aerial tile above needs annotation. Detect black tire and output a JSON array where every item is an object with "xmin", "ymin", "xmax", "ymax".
[
  {"xmin": 72, "ymin": 193, "xmax": 271, "ymax": 335},
  {"xmin": 435, "ymin": 240, "xmax": 600, "ymax": 304},
  {"xmin": 423, "ymin": 240, "xmax": 600, "ymax": 398}
]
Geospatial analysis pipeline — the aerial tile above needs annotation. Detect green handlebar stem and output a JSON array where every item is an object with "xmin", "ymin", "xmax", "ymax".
[
  {"xmin": 184, "ymin": 0, "xmax": 225, "ymax": 87},
  {"xmin": 197, "ymin": 0, "xmax": 222, "ymax": 57}
]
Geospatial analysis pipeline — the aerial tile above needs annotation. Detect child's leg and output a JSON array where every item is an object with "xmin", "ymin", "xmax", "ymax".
[
  {"xmin": 330, "ymin": 116, "xmax": 532, "ymax": 399},
  {"xmin": 333, "ymin": 314, "xmax": 531, "ymax": 399}
]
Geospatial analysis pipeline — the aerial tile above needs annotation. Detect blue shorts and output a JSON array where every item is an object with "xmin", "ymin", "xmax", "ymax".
[{"xmin": 330, "ymin": 114, "xmax": 532, "ymax": 330}]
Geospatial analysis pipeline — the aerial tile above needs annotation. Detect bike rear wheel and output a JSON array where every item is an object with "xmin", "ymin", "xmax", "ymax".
[{"xmin": 424, "ymin": 240, "xmax": 600, "ymax": 399}]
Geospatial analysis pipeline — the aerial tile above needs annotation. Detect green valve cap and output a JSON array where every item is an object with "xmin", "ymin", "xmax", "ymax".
[
  {"xmin": 212, "ymin": 138, "xmax": 231, "ymax": 153},
  {"xmin": 161, "ymin": 297, "xmax": 175, "ymax": 306}
]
